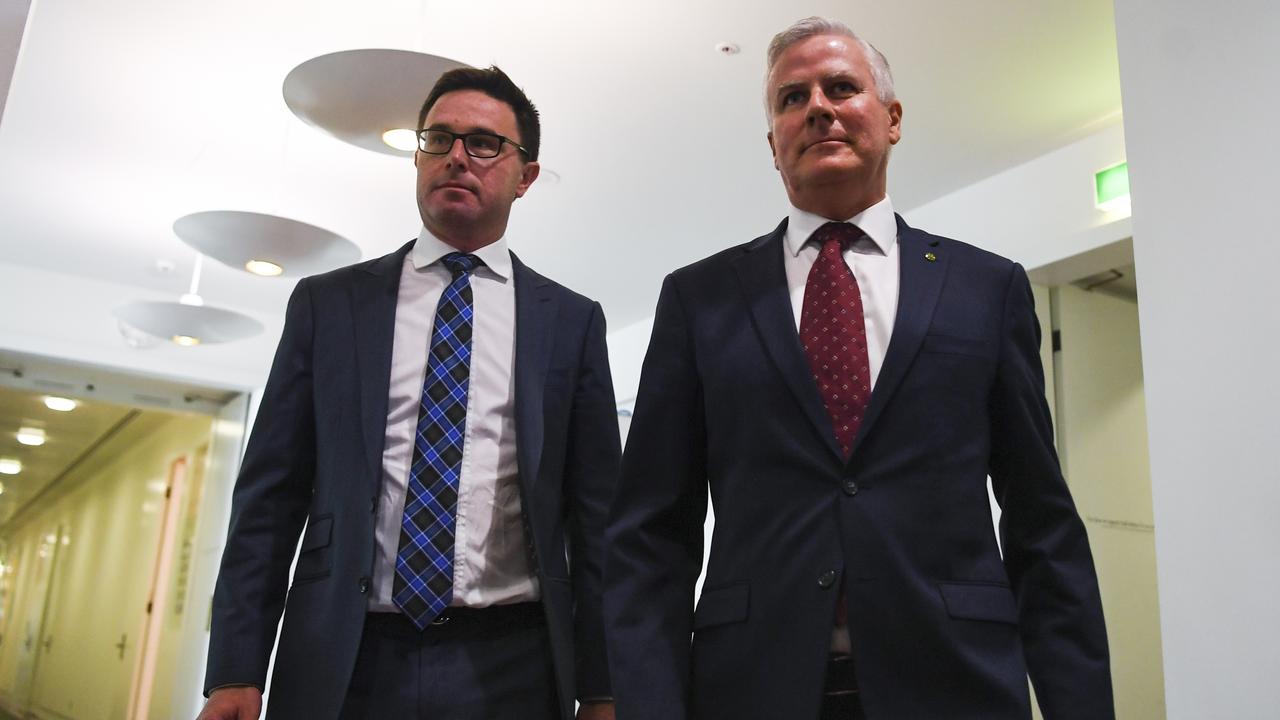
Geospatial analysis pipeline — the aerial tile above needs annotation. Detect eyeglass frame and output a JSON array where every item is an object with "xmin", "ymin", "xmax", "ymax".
[{"xmin": 415, "ymin": 128, "xmax": 530, "ymax": 159}]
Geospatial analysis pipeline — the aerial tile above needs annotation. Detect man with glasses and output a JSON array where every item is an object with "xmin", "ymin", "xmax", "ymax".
[
  {"xmin": 200, "ymin": 66, "xmax": 619, "ymax": 720},
  {"xmin": 604, "ymin": 16, "xmax": 1112, "ymax": 720}
]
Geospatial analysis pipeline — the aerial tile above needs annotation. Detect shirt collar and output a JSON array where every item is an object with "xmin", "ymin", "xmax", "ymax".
[
  {"xmin": 784, "ymin": 195, "xmax": 898, "ymax": 257},
  {"xmin": 411, "ymin": 226, "xmax": 512, "ymax": 281}
]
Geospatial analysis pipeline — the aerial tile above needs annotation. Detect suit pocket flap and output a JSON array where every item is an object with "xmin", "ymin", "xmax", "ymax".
[
  {"xmin": 938, "ymin": 582, "xmax": 1017, "ymax": 624},
  {"xmin": 694, "ymin": 582, "xmax": 750, "ymax": 630},
  {"xmin": 300, "ymin": 514, "xmax": 333, "ymax": 553},
  {"xmin": 921, "ymin": 334, "xmax": 991, "ymax": 358}
]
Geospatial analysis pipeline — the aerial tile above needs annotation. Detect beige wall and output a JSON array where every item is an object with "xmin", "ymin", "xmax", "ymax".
[{"xmin": 0, "ymin": 410, "xmax": 213, "ymax": 719}]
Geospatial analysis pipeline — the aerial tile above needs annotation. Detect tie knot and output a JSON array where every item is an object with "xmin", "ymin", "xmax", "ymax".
[
  {"xmin": 442, "ymin": 252, "xmax": 482, "ymax": 278},
  {"xmin": 811, "ymin": 222, "xmax": 863, "ymax": 253}
]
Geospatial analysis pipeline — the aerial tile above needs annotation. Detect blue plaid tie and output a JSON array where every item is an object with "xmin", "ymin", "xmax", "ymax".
[{"xmin": 393, "ymin": 251, "xmax": 481, "ymax": 629}]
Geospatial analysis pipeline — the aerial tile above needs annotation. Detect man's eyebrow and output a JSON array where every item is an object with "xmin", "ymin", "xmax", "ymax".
[
  {"xmin": 424, "ymin": 123, "xmax": 498, "ymax": 134},
  {"xmin": 773, "ymin": 81, "xmax": 808, "ymax": 97}
]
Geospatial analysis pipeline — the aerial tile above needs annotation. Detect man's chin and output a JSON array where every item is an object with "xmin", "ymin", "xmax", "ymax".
[
  {"xmin": 791, "ymin": 158, "xmax": 865, "ymax": 185},
  {"xmin": 423, "ymin": 202, "xmax": 483, "ymax": 227}
]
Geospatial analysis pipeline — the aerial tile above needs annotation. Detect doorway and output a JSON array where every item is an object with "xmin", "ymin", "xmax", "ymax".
[
  {"xmin": 0, "ymin": 351, "xmax": 248, "ymax": 720},
  {"xmin": 1030, "ymin": 239, "xmax": 1165, "ymax": 719}
]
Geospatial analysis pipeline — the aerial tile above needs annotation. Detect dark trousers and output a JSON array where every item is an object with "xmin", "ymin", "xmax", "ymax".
[{"xmin": 338, "ymin": 604, "xmax": 559, "ymax": 720}]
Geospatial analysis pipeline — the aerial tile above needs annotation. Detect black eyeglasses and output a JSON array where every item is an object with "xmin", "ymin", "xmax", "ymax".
[{"xmin": 416, "ymin": 129, "xmax": 529, "ymax": 159}]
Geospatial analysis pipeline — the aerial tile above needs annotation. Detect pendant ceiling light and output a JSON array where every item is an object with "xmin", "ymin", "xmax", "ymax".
[
  {"xmin": 174, "ymin": 210, "xmax": 360, "ymax": 278},
  {"xmin": 283, "ymin": 49, "xmax": 469, "ymax": 157},
  {"xmin": 113, "ymin": 255, "xmax": 263, "ymax": 347}
]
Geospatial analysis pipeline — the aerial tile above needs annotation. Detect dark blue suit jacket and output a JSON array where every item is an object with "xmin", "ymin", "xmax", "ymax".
[
  {"xmin": 604, "ymin": 217, "xmax": 1113, "ymax": 719},
  {"xmin": 205, "ymin": 240, "xmax": 619, "ymax": 719}
]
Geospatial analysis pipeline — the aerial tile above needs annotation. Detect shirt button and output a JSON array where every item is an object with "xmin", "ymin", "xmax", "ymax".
[
  {"xmin": 357, "ymin": 576, "xmax": 370, "ymax": 594},
  {"xmin": 842, "ymin": 479, "xmax": 859, "ymax": 497},
  {"xmin": 818, "ymin": 570, "xmax": 837, "ymax": 589}
]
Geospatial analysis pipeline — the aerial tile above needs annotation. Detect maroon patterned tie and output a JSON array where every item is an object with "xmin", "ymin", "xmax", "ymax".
[
  {"xmin": 799, "ymin": 222, "xmax": 872, "ymax": 460},
  {"xmin": 801, "ymin": 222, "xmax": 870, "ymax": 635}
]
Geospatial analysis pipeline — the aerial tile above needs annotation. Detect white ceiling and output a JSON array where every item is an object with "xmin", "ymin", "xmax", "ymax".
[{"xmin": 0, "ymin": 0, "xmax": 1121, "ymax": 340}]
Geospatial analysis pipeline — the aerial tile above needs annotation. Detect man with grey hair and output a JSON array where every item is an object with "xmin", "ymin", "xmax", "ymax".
[{"xmin": 604, "ymin": 16, "xmax": 1113, "ymax": 719}]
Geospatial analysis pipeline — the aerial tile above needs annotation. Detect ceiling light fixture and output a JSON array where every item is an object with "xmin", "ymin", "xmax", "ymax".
[
  {"xmin": 174, "ymin": 211, "xmax": 358, "ymax": 278},
  {"xmin": 381, "ymin": 128, "xmax": 419, "ymax": 152},
  {"xmin": 16, "ymin": 428, "xmax": 45, "ymax": 446},
  {"xmin": 113, "ymin": 253, "xmax": 264, "ymax": 347},
  {"xmin": 244, "ymin": 259, "xmax": 284, "ymax": 277},
  {"xmin": 0, "ymin": 459, "xmax": 20, "ymax": 475},
  {"xmin": 44, "ymin": 396, "xmax": 77, "ymax": 412},
  {"xmin": 283, "ymin": 49, "xmax": 468, "ymax": 158}
]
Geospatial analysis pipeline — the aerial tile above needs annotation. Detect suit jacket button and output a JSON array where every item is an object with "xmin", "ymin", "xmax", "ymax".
[
  {"xmin": 358, "ymin": 576, "xmax": 370, "ymax": 594},
  {"xmin": 842, "ymin": 479, "xmax": 859, "ymax": 496},
  {"xmin": 818, "ymin": 570, "xmax": 837, "ymax": 589}
]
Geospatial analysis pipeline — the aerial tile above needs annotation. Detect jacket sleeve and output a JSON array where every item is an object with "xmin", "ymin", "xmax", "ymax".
[
  {"xmin": 564, "ymin": 300, "xmax": 622, "ymax": 699},
  {"xmin": 203, "ymin": 278, "xmax": 317, "ymax": 694},
  {"xmin": 604, "ymin": 275, "xmax": 708, "ymax": 720},
  {"xmin": 988, "ymin": 264, "xmax": 1115, "ymax": 719}
]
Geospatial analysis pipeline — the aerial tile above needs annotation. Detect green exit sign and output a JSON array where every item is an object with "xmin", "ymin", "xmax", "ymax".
[{"xmin": 1095, "ymin": 161, "xmax": 1130, "ymax": 212}]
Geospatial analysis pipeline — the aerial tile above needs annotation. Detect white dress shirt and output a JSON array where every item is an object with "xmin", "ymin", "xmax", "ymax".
[
  {"xmin": 369, "ymin": 228, "xmax": 539, "ymax": 612},
  {"xmin": 781, "ymin": 196, "xmax": 901, "ymax": 652},
  {"xmin": 782, "ymin": 195, "xmax": 901, "ymax": 391}
]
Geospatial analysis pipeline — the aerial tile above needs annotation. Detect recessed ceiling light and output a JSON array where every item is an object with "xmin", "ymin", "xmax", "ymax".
[
  {"xmin": 381, "ymin": 128, "xmax": 418, "ymax": 152},
  {"xmin": 245, "ymin": 259, "xmax": 284, "ymax": 277},
  {"xmin": 172, "ymin": 335, "xmax": 202, "ymax": 347},
  {"xmin": 16, "ymin": 428, "xmax": 45, "ymax": 446},
  {"xmin": 44, "ymin": 396, "xmax": 77, "ymax": 412},
  {"xmin": 0, "ymin": 459, "xmax": 20, "ymax": 475}
]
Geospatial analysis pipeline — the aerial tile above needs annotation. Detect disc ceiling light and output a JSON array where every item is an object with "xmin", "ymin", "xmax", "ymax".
[
  {"xmin": 283, "ymin": 49, "xmax": 469, "ymax": 157},
  {"xmin": 174, "ymin": 211, "xmax": 360, "ymax": 278},
  {"xmin": 113, "ymin": 255, "xmax": 264, "ymax": 347}
]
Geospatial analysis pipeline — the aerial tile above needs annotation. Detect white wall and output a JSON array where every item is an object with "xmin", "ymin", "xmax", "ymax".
[
  {"xmin": 904, "ymin": 120, "xmax": 1131, "ymax": 267},
  {"xmin": 1114, "ymin": 1, "xmax": 1280, "ymax": 717}
]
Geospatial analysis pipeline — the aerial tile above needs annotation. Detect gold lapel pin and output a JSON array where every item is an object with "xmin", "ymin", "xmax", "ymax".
[{"xmin": 924, "ymin": 252, "xmax": 937, "ymax": 262}]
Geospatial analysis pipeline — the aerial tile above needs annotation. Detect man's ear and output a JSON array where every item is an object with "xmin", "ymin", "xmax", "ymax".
[
  {"xmin": 514, "ymin": 161, "xmax": 540, "ymax": 199},
  {"xmin": 767, "ymin": 131, "xmax": 779, "ymax": 171},
  {"xmin": 887, "ymin": 101, "xmax": 903, "ymax": 145}
]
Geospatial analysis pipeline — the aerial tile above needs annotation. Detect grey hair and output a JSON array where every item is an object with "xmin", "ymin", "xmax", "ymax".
[{"xmin": 764, "ymin": 16, "xmax": 896, "ymax": 118}]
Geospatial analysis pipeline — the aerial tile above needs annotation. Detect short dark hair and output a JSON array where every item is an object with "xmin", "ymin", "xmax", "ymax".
[{"xmin": 417, "ymin": 66, "xmax": 541, "ymax": 162}]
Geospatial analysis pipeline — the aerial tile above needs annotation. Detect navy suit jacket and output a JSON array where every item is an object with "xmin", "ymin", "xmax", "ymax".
[
  {"xmin": 205, "ymin": 240, "xmax": 620, "ymax": 719},
  {"xmin": 604, "ymin": 217, "xmax": 1113, "ymax": 719}
]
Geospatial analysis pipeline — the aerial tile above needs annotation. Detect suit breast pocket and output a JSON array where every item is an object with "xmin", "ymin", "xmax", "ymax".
[
  {"xmin": 293, "ymin": 514, "xmax": 333, "ymax": 584},
  {"xmin": 920, "ymin": 333, "xmax": 994, "ymax": 360}
]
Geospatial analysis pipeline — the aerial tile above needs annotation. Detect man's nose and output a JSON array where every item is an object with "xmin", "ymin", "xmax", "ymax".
[
  {"xmin": 445, "ymin": 137, "xmax": 470, "ymax": 168},
  {"xmin": 805, "ymin": 89, "xmax": 835, "ymax": 125}
]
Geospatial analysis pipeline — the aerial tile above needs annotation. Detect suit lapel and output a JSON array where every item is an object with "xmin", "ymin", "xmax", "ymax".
[
  {"xmin": 512, "ymin": 253, "xmax": 558, "ymax": 492},
  {"xmin": 732, "ymin": 219, "xmax": 846, "ymax": 462},
  {"xmin": 353, "ymin": 240, "xmax": 415, "ymax": 485},
  {"xmin": 848, "ymin": 215, "xmax": 950, "ymax": 458}
]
